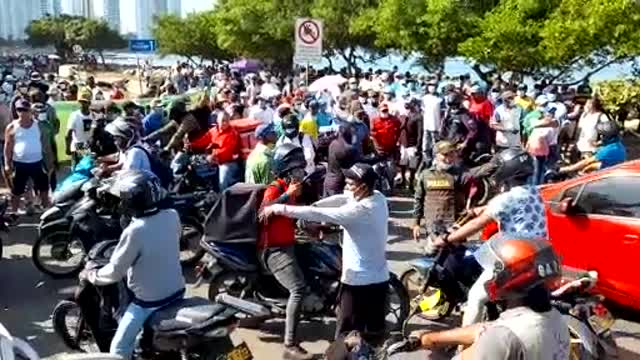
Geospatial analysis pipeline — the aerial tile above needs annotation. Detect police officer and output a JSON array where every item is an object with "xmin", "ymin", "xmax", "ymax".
[
  {"xmin": 412, "ymin": 140, "xmax": 472, "ymax": 242},
  {"xmin": 412, "ymin": 140, "xmax": 477, "ymax": 307}
]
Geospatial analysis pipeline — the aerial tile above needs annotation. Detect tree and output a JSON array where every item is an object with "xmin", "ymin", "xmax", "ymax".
[
  {"xmin": 67, "ymin": 18, "xmax": 126, "ymax": 65},
  {"xmin": 25, "ymin": 15, "xmax": 71, "ymax": 59},
  {"xmin": 152, "ymin": 12, "xmax": 231, "ymax": 64},
  {"xmin": 213, "ymin": 0, "xmax": 310, "ymax": 69},
  {"xmin": 25, "ymin": 16, "xmax": 126, "ymax": 63},
  {"xmin": 311, "ymin": 0, "xmax": 384, "ymax": 73},
  {"xmin": 366, "ymin": 0, "xmax": 495, "ymax": 74},
  {"xmin": 459, "ymin": 0, "xmax": 561, "ymax": 82},
  {"xmin": 540, "ymin": 0, "xmax": 640, "ymax": 83}
]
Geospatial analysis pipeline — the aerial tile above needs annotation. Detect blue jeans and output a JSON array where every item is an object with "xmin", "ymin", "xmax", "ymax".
[
  {"xmin": 219, "ymin": 161, "xmax": 240, "ymax": 191},
  {"xmin": 531, "ymin": 155, "xmax": 547, "ymax": 185},
  {"xmin": 110, "ymin": 302, "xmax": 160, "ymax": 359}
]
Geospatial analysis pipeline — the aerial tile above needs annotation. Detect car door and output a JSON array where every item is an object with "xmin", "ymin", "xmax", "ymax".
[{"xmin": 550, "ymin": 175, "xmax": 640, "ymax": 308}]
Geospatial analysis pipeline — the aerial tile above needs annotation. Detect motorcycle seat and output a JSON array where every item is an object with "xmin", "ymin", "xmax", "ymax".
[{"xmin": 146, "ymin": 297, "xmax": 236, "ymax": 332}]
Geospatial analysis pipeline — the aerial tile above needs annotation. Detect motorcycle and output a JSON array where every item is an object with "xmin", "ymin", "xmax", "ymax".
[
  {"xmin": 34, "ymin": 178, "xmax": 209, "ymax": 278},
  {"xmin": 33, "ymin": 178, "xmax": 121, "ymax": 278},
  {"xmin": 195, "ymin": 186, "xmax": 410, "ymax": 332},
  {"xmin": 52, "ymin": 240, "xmax": 255, "ymax": 360},
  {"xmin": 171, "ymin": 152, "xmax": 219, "ymax": 194},
  {"xmin": 398, "ymin": 224, "xmax": 618, "ymax": 359}
]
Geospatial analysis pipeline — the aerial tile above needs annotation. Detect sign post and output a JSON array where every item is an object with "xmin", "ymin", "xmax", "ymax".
[
  {"xmin": 128, "ymin": 39, "xmax": 157, "ymax": 95},
  {"xmin": 294, "ymin": 18, "xmax": 323, "ymax": 85}
]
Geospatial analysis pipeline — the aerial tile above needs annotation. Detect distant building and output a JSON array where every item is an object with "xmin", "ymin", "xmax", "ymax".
[
  {"xmin": 0, "ymin": 0, "xmax": 42, "ymax": 40},
  {"xmin": 62, "ymin": 0, "xmax": 94, "ymax": 17},
  {"xmin": 102, "ymin": 0, "xmax": 121, "ymax": 31},
  {"xmin": 121, "ymin": 0, "xmax": 174, "ymax": 38},
  {"xmin": 40, "ymin": 0, "xmax": 62, "ymax": 16},
  {"xmin": 167, "ymin": 0, "xmax": 181, "ymax": 15}
]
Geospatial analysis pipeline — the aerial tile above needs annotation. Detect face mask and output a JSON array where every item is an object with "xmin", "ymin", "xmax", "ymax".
[
  {"xmin": 350, "ymin": 84, "xmax": 358, "ymax": 90},
  {"xmin": 435, "ymin": 159, "xmax": 453, "ymax": 172},
  {"xmin": 37, "ymin": 113, "xmax": 47, "ymax": 121},
  {"xmin": 427, "ymin": 86, "xmax": 436, "ymax": 93},
  {"xmin": 490, "ymin": 92, "xmax": 500, "ymax": 101},
  {"xmin": 18, "ymin": 87, "xmax": 28, "ymax": 94},
  {"xmin": 517, "ymin": 90, "xmax": 525, "ymax": 97}
]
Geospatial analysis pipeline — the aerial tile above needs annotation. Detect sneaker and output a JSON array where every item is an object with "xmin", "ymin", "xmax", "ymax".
[{"xmin": 283, "ymin": 345, "xmax": 313, "ymax": 360}]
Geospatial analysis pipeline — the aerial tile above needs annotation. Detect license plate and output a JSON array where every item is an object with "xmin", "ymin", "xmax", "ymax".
[{"xmin": 222, "ymin": 342, "xmax": 253, "ymax": 360}]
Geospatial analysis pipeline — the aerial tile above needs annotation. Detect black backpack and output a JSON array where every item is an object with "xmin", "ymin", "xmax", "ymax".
[{"xmin": 131, "ymin": 144, "xmax": 174, "ymax": 188}]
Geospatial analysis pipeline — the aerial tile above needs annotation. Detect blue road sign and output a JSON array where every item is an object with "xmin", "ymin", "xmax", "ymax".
[{"xmin": 128, "ymin": 39, "xmax": 157, "ymax": 53}]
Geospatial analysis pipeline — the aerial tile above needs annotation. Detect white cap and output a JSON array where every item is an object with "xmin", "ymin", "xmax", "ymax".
[{"xmin": 535, "ymin": 95, "xmax": 549, "ymax": 106}]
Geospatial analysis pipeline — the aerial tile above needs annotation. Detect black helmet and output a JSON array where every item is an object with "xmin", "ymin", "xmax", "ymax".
[
  {"xmin": 272, "ymin": 143, "xmax": 306, "ymax": 178},
  {"xmin": 281, "ymin": 114, "xmax": 300, "ymax": 137},
  {"xmin": 107, "ymin": 170, "xmax": 167, "ymax": 216},
  {"xmin": 491, "ymin": 148, "xmax": 534, "ymax": 185},
  {"xmin": 596, "ymin": 120, "xmax": 619, "ymax": 145},
  {"xmin": 446, "ymin": 92, "xmax": 463, "ymax": 108}
]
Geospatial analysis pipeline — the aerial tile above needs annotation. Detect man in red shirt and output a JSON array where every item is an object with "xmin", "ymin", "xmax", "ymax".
[
  {"xmin": 257, "ymin": 143, "xmax": 312, "ymax": 360},
  {"xmin": 467, "ymin": 85, "xmax": 494, "ymax": 125},
  {"xmin": 370, "ymin": 102, "xmax": 401, "ymax": 157},
  {"xmin": 208, "ymin": 113, "xmax": 242, "ymax": 190}
]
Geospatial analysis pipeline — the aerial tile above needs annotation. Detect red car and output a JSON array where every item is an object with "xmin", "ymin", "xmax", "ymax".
[{"xmin": 481, "ymin": 160, "xmax": 640, "ymax": 310}]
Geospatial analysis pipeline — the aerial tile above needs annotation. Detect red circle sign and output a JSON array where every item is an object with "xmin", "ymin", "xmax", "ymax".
[{"xmin": 298, "ymin": 20, "xmax": 320, "ymax": 45}]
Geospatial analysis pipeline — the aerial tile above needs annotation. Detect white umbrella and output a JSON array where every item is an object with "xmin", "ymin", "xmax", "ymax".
[{"xmin": 309, "ymin": 75, "xmax": 347, "ymax": 93}]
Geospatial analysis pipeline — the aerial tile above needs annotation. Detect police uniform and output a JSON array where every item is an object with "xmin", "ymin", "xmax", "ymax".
[{"xmin": 413, "ymin": 165, "xmax": 468, "ymax": 232}]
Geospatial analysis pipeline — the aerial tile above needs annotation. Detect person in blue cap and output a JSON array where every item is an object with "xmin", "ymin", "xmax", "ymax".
[{"xmin": 245, "ymin": 122, "xmax": 278, "ymax": 184}]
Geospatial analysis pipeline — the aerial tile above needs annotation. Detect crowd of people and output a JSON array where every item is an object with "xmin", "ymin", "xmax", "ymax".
[{"xmin": 0, "ymin": 61, "xmax": 632, "ymax": 360}]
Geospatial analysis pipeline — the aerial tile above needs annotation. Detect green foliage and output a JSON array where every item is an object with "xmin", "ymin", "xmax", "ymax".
[
  {"xmin": 596, "ymin": 79, "xmax": 640, "ymax": 115},
  {"xmin": 213, "ymin": 0, "xmax": 307, "ymax": 66},
  {"xmin": 152, "ymin": 12, "xmax": 231, "ymax": 63},
  {"xmin": 25, "ymin": 16, "xmax": 126, "ymax": 61},
  {"xmin": 310, "ymin": 0, "xmax": 382, "ymax": 70}
]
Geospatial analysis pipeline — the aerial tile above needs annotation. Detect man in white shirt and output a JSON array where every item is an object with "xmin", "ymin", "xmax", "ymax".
[
  {"xmin": 65, "ymin": 92, "xmax": 93, "ymax": 165},
  {"xmin": 98, "ymin": 119, "xmax": 151, "ymax": 177},
  {"xmin": 248, "ymin": 96, "xmax": 275, "ymax": 124},
  {"xmin": 491, "ymin": 91, "xmax": 523, "ymax": 150},
  {"xmin": 422, "ymin": 81, "xmax": 443, "ymax": 166},
  {"xmin": 261, "ymin": 163, "xmax": 389, "ymax": 342}
]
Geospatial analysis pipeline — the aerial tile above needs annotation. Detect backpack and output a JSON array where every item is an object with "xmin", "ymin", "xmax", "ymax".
[{"xmin": 132, "ymin": 144, "xmax": 174, "ymax": 188}]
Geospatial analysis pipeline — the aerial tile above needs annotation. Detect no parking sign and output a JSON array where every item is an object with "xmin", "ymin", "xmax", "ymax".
[{"xmin": 294, "ymin": 18, "xmax": 323, "ymax": 65}]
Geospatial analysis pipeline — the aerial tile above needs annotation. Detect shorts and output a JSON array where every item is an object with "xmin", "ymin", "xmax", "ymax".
[
  {"xmin": 11, "ymin": 161, "xmax": 49, "ymax": 196},
  {"xmin": 398, "ymin": 146, "xmax": 419, "ymax": 169}
]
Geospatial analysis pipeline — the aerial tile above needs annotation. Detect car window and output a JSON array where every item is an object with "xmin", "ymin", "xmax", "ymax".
[{"xmin": 574, "ymin": 176, "xmax": 640, "ymax": 218}]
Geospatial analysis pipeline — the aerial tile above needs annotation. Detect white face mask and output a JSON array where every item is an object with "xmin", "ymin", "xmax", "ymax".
[
  {"xmin": 37, "ymin": 113, "xmax": 47, "ymax": 121},
  {"xmin": 343, "ymin": 189, "xmax": 354, "ymax": 200}
]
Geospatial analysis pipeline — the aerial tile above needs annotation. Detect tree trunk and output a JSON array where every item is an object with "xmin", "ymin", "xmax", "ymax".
[
  {"xmin": 471, "ymin": 64, "xmax": 493, "ymax": 84},
  {"xmin": 98, "ymin": 51, "xmax": 106, "ymax": 66}
]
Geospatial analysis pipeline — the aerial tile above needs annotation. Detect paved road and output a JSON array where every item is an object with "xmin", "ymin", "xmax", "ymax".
[{"xmin": 1, "ymin": 196, "xmax": 640, "ymax": 359}]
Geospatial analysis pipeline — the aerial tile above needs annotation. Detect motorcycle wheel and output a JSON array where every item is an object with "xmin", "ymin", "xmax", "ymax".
[
  {"xmin": 52, "ymin": 300, "xmax": 99, "ymax": 353},
  {"xmin": 32, "ymin": 231, "xmax": 86, "ymax": 278},
  {"xmin": 400, "ymin": 269, "xmax": 453, "ymax": 321},
  {"xmin": 207, "ymin": 271, "xmax": 252, "ymax": 301},
  {"xmin": 179, "ymin": 217, "xmax": 205, "ymax": 266},
  {"xmin": 386, "ymin": 275, "xmax": 410, "ymax": 332}
]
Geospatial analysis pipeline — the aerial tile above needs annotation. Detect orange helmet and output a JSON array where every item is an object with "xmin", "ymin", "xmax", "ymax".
[{"xmin": 476, "ymin": 235, "xmax": 561, "ymax": 301}]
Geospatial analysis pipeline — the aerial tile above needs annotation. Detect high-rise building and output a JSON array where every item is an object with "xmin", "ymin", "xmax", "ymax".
[
  {"xmin": 40, "ymin": 0, "xmax": 62, "ymax": 16},
  {"xmin": 121, "ymin": 0, "xmax": 172, "ymax": 38},
  {"xmin": 0, "ymin": 0, "xmax": 43, "ymax": 40},
  {"xmin": 62, "ymin": 0, "xmax": 94, "ymax": 17},
  {"xmin": 102, "ymin": 0, "xmax": 121, "ymax": 31},
  {"xmin": 167, "ymin": 0, "xmax": 181, "ymax": 15}
]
